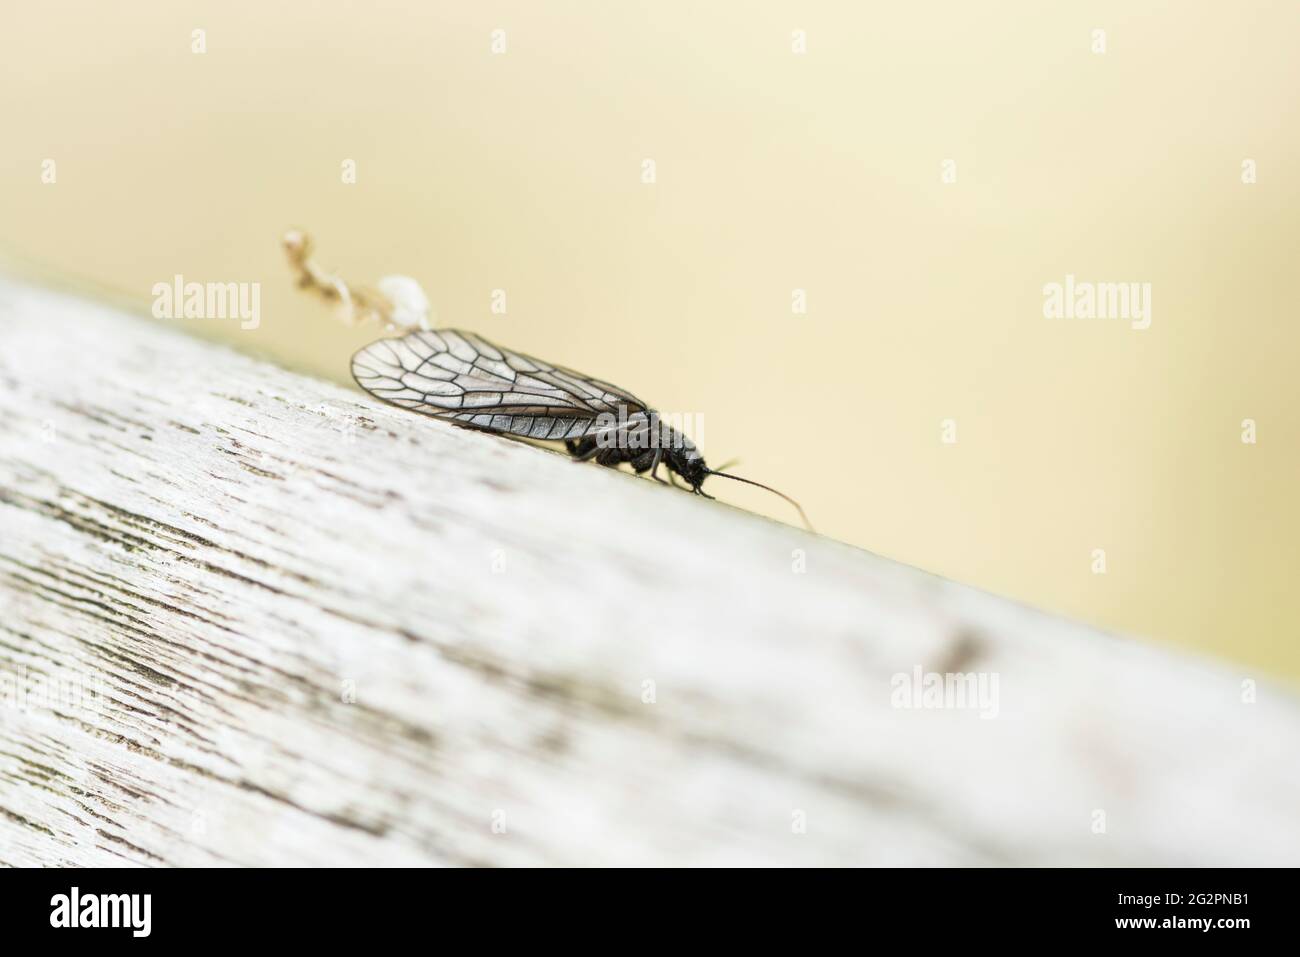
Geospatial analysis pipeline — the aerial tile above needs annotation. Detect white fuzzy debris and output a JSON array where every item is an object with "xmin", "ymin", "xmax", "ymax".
[{"xmin": 377, "ymin": 275, "xmax": 431, "ymax": 330}]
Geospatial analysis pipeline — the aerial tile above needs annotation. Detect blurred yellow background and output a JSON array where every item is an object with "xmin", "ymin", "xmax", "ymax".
[{"xmin": 2, "ymin": 1, "xmax": 1296, "ymax": 682}]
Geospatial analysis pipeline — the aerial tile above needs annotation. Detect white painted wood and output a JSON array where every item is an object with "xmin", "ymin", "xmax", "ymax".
[{"xmin": 0, "ymin": 277, "xmax": 1296, "ymax": 867}]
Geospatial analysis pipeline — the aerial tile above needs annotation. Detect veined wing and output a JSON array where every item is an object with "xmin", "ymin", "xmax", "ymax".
[{"xmin": 351, "ymin": 329, "xmax": 649, "ymax": 442}]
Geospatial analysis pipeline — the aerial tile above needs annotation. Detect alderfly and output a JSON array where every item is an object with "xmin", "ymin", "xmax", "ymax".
[{"xmin": 283, "ymin": 232, "xmax": 811, "ymax": 530}]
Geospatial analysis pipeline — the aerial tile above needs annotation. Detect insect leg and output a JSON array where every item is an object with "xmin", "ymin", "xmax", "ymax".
[
  {"xmin": 647, "ymin": 448, "xmax": 669, "ymax": 484},
  {"xmin": 630, "ymin": 449, "xmax": 667, "ymax": 482},
  {"xmin": 628, "ymin": 450, "xmax": 652, "ymax": 471},
  {"xmin": 566, "ymin": 437, "xmax": 603, "ymax": 462}
]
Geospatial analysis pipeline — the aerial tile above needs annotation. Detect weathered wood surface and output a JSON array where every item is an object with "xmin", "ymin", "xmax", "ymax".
[{"xmin": 1, "ymin": 277, "xmax": 1297, "ymax": 867}]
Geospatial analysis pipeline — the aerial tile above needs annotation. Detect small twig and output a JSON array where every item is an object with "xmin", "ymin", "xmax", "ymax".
[{"xmin": 282, "ymin": 230, "xmax": 395, "ymax": 327}]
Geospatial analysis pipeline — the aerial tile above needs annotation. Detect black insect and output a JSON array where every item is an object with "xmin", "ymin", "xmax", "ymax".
[
  {"xmin": 350, "ymin": 329, "xmax": 809, "ymax": 527},
  {"xmin": 284, "ymin": 231, "xmax": 810, "ymax": 529}
]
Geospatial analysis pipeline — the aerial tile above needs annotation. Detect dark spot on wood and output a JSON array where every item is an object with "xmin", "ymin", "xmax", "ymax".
[{"xmin": 937, "ymin": 629, "xmax": 985, "ymax": 674}]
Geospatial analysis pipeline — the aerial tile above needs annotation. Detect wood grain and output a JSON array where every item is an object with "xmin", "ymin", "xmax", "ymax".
[{"xmin": 1, "ymin": 278, "xmax": 1297, "ymax": 866}]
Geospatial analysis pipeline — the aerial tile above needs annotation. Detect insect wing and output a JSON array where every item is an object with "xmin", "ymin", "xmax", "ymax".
[{"xmin": 351, "ymin": 329, "xmax": 647, "ymax": 442}]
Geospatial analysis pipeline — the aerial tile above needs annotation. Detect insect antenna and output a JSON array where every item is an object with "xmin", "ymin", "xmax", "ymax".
[{"xmin": 704, "ymin": 470, "xmax": 813, "ymax": 533}]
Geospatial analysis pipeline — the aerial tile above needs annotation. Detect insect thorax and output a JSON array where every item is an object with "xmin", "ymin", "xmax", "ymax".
[{"xmin": 594, "ymin": 409, "xmax": 700, "ymax": 458}]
